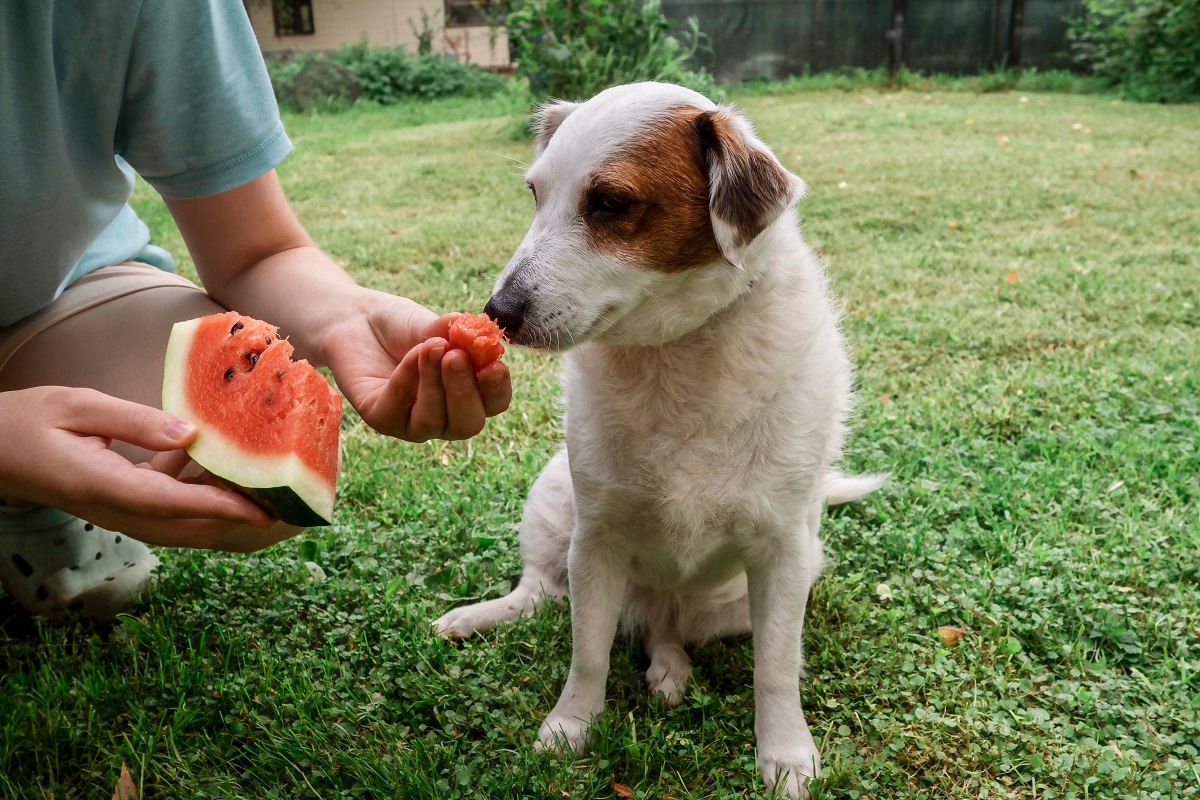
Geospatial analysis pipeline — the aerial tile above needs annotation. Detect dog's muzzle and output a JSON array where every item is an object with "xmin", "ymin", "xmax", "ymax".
[
  {"xmin": 486, "ymin": 258, "xmax": 537, "ymax": 340},
  {"xmin": 483, "ymin": 291, "xmax": 527, "ymax": 339}
]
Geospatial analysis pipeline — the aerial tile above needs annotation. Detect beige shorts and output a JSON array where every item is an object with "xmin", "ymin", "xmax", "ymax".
[{"xmin": 0, "ymin": 263, "xmax": 205, "ymax": 375}]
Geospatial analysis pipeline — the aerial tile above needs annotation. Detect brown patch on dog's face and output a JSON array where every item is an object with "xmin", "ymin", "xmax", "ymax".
[{"xmin": 580, "ymin": 108, "xmax": 724, "ymax": 273}]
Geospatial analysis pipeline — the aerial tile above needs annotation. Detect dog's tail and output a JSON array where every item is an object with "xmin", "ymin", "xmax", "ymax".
[{"xmin": 823, "ymin": 471, "xmax": 888, "ymax": 506}]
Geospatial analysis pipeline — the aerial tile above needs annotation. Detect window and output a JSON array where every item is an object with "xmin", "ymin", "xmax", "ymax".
[
  {"xmin": 272, "ymin": 0, "xmax": 315, "ymax": 36},
  {"xmin": 444, "ymin": 0, "xmax": 501, "ymax": 28}
]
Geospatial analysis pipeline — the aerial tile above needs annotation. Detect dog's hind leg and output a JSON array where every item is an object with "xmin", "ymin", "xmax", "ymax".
[
  {"xmin": 628, "ymin": 577, "xmax": 753, "ymax": 707},
  {"xmin": 434, "ymin": 449, "xmax": 574, "ymax": 639},
  {"xmin": 626, "ymin": 589, "xmax": 692, "ymax": 707},
  {"xmin": 645, "ymin": 633, "xmax": 691, "ymax": 708}
]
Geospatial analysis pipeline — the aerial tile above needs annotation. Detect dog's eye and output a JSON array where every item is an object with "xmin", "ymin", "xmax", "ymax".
[{"xmin": 590, "ymin": 192, "xmax": 631, "ymax": 217}]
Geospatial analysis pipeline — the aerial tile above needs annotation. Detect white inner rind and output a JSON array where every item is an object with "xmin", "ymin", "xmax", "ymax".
[{"xmin": 162, "ymin": 318, "xmax": 336, "ymax": 524}]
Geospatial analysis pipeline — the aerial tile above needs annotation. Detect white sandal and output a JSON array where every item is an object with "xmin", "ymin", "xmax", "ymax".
[{"xmin": 0, "ymin": 505, "xmax": 159, "ymax": 621}]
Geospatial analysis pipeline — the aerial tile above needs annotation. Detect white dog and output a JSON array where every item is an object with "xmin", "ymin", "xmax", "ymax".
[{"xmin": 434, "ymin": 81, "xmax": 884, "ymax": 797}]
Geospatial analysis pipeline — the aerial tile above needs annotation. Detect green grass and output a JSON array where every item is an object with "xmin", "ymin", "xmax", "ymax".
[
  {"xmin": 3, "ymin": 85, "xmax": 1199, "ymax": 799},
  {"xmin": 734, "ymin": 67, "xmax": 1114, "ymax": 97}
]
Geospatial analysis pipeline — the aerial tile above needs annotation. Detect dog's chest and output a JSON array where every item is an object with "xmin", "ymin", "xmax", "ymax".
[{"xmin": 565, "ymin": 343, "xmax": 825, "ymax": 585}]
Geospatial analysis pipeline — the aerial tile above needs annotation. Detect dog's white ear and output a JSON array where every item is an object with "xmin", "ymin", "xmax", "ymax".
[
  {"xmin": 695, "ymin": 108, "xmax": 807, "ymax": 267},
  {"xmin": 532, "ymin": 100, "xmax": 580, "ymax": 161}
]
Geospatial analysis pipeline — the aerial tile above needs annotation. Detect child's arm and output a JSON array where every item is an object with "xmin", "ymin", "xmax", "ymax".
[{"xmin": 164, "ymin": 170, "xmax": 512, "ymax": 442}]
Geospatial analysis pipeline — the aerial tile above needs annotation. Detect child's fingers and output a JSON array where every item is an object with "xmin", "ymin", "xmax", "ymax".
[
  {"xmin": 477, "ymin": 362, "xmax": 512, "ymax": 418},
  {"xmin": 144, "ymin": 448, "xmax": 194, "ymax": 478},
  {"xmin": 404, "ymin": 339, "xmax": 450, "ymax": 442},
  {"xmin": 59, "ymin": 388, "xmax": 197, "ymax": 451},
  {"xmin": 439, "ymin": 351, "xmax": 486, "ymax": 440},
  {"xmin": 365, "ymin": 341, "xmax": 424, "ymax": 437}
]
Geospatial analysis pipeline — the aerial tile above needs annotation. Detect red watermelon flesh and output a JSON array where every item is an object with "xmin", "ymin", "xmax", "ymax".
[
  {"xmin": 448, "ymin": 313, "xmax": 505, "ymax": 370},
  {"xmin": 162, "ymin": 312, "xmax": 341, "ymax": 527}
]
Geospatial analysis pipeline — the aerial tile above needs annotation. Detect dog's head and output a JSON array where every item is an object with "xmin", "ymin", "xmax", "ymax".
[{"xmin": 486, "ymin": 82, "xmax": 806, "ymax": 349}]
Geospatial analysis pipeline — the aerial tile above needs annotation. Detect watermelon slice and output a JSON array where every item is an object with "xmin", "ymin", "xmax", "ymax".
[
  {"xmin": 448, "ymin": 313, "xmax": 505, "ymax": 370},
  {"xmin": 161, "ymin": 312, "xmax": 341, "ymax": 528}
]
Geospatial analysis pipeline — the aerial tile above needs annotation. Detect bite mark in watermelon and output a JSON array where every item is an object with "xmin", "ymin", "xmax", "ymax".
[
  {"xmin": 448, "ymin": 313, "xmax": 505, "ymax": 370},
  {"xmin": 161, "ymin": 312, "xmax": 341, "ymax": 527}
]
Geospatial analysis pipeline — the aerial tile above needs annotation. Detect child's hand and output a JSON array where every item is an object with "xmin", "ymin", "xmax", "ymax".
[
  {"xmin": 0, "ymin": 386, "xmax": 298, "ymax": 551},
  {"xmin": 327, "ymin": 298, "xmax": 512, "ymax": 442}
]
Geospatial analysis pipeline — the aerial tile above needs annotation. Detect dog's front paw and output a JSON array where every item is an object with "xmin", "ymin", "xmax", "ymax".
[
  {"xmin": 758, "ymin": 744, "xmax": 820, "ymax": 799},
  {"xmin": 535, "ymin": 711, "xmax": 593, "ymax": 755}
]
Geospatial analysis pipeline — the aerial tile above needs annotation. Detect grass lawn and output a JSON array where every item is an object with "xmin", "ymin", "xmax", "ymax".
[{"xmin": 2, "ymin": 83, "xmax": 1198, "ymax": 799}]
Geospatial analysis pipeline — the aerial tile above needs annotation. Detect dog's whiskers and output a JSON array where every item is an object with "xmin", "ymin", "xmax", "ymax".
[{"xmin": 489, "ymin": 151, "xmax": 532, "ymax": 169}]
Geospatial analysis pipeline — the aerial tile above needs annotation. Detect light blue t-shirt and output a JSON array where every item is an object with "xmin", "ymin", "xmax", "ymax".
[{"xmin": 0, "ymin": 0, "xmax": 293, "ymax": 327}]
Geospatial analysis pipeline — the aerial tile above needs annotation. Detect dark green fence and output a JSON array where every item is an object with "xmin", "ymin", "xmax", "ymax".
[{"xmin": 662, "ymin": 0, "xmax": 1084, "ymax": 82}]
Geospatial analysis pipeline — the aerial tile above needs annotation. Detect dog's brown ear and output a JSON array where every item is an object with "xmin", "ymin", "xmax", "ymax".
[
  {"xmin": 533, "ymin": 100, "xmax": 580, "ymax": 160},
  {"xmin": 695, "ymin": 108, "xmax": 806, "ymax": 267}
]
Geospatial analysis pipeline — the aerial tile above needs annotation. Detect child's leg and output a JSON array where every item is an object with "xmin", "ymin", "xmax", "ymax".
[{"xmin": 0, "ymin": 265, "xmax": 220, "ymax": 619}]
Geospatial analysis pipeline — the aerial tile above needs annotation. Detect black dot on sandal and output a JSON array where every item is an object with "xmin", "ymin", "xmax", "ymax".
[
  {"xmin": 114, "ymin": 535, "xmax": 122, "ymax": 543},
  {"xmin": 104, "ymin": 576, "xmax": 115, "ymax": 582},
  {"xmin": 95, "ymin": 552, "xmax": 102, "ymax": 560},
  {"xmin": 84, "ymin": 523, "xmax": 94, "ymax": 532},
  {"xmin": 11, "ymin": 554, "xmax": 33, "ymax": 578}
]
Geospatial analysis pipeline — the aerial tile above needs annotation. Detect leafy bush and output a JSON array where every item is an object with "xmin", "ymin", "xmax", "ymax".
[
  {"xmin": 503, "ymin": 0, "xmax": 722, "ymax": 102},
  {"xmin": 339, "ymin": 42, "xmax": 509, "ymax": 103},
  {"xmin": 267, "ymin": 42, "xmax": 509, "ymax": 111},
  {"xmin": 1069, "ymin": 0, "xmax": 1200, "ymax": 102}
]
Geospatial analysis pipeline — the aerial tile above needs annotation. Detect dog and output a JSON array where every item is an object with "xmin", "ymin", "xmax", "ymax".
[{"xmin": 433, "ymin": 81, "xmax": 885, "ymax": 797}]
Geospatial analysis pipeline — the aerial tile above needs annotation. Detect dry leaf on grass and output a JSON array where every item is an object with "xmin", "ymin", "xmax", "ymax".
[
  {"xmin": 112, "ymin": 763, "xmax": 137, "ymax": 800},
  {"xmin": 612, "ymin": 781, "xmax": 634, "ymax": 798},
  {"xmin": 1006, "ymin": 271, "xmax": 1019, "ymax": 283},
  {"xmin": 937, "ymin": 625, "xmax": 967, "ymax": 647}
]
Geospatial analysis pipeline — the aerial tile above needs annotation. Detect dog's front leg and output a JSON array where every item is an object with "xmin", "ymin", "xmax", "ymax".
[
  {"xmin": 746, "ymin": 527, "xmax": 823, "ymax": 798},
  {"xmin": 536, "ymin": 527, "xmax": 628, "ymax": 754}
]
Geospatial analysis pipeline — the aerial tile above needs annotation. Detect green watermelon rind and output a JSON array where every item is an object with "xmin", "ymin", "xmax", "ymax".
[{"xmin": 162, "ymin": 317, "xmax": 336, "ymax": 528}]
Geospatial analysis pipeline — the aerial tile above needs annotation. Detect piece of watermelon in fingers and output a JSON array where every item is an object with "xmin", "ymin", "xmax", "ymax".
[
  {"xmin": 161, "ymin": 311, "xmax": 341, "ymax": 527},
  {"xmin": 447, "ymin": 313, "xmax": 506, "ymax": 370}
]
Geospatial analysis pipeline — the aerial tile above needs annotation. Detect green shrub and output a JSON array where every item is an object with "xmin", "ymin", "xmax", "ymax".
[
  {"xmin": 503, "ymin": 0, "xmax": 722, "ymax": 102},
  {"xmin": 266, "ymin": 42, "xmax": 509, "ymax": 111},
  {"xmin": 1069, "ymin": 0, "xmax": 1200, "ymax": 103},
  {"xmin": 337, "ymin": 43, "xmax": 509, "ymax": 103}
]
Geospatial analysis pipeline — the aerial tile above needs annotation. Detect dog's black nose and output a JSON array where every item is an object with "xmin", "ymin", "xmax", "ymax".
[{"xmin": 484, "ymin": 293, "xmax": 526, "ymax": 337}]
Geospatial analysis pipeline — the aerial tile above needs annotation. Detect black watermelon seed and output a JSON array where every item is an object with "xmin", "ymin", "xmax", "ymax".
[
  {"xmin": 264, "ymin": 336, "xmax": 272, "ymax": 345},
  {"xmin": 246, "ymin": 352, "xmax": 260, "ymax": 365},
  {"xmin": 224, "ymin": 367, "xmax": 235, "ymax": 381},
  {"xmin": 11, "ymin": 554, "xmax": 33, "ymax": 578},
  {"xmin": 231, "ymin": 321, "xmax": 244, "ymax": 334}
]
